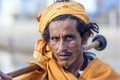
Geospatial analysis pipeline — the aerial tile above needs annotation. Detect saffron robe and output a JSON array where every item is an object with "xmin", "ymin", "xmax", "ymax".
[{"xmin": 16, "ymin": 58, "xmax": 120, "ymax": 80}]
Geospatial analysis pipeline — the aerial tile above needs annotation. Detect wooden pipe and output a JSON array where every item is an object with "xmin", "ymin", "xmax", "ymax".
[
  {"xmin": 84, "ymin": 40, "xmax": 100, "ymax": 50},
  {"xmin": 6, "ymin": 64, "xmax": 40, "ymax": 78}
]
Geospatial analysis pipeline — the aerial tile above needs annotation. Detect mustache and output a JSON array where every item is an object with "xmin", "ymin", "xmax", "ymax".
[{"xmin": 56, "ymin": 51, "xmax": 73, "ymax": 56}]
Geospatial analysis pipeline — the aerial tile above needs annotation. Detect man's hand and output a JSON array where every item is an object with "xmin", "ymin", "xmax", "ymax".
[{"xmin": 0, "ymin": 71, "xmax": 12, "ymax": 80}]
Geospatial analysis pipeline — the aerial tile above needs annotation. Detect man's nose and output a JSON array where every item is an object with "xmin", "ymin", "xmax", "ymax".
[{"xmin": 58, "ymin": 39, "xmax": 67, "ymax": 51}]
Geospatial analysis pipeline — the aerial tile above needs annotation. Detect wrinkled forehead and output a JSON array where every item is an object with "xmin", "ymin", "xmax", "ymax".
[{"xmin": 49, "ymin": 19, "xmax": 79, "ymax": 36}]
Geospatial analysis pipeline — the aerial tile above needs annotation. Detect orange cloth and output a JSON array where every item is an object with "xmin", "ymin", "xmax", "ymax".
[
  {"xmin": 37, "ymin": 1, "xmax": 89, "ymax": 33},
  {"xmin": 16, "ymin": 58, "xmax": 120, "ymax": 80},
  {"xmin": 34, "ymin": 1, "xmax": 89, "ymax": 62},
  {"xmin": 33, "ymin": 38, "xmax": 52, "ymax": 62}
]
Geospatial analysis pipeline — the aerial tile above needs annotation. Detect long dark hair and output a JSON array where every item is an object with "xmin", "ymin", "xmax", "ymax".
[{"xmin": 42, "ymin": 14, "xmax": 99, "ymax": 42}]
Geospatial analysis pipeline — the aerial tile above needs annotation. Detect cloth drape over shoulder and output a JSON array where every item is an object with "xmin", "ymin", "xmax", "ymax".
[{"xmin": 16, "ymin": 58, "xmax": 120, "ymax": 80}]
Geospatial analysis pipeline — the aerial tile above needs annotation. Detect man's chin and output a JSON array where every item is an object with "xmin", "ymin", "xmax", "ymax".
[{"xmin": 58, "ymin": 61, "xmax": 71, "ymax": 69}]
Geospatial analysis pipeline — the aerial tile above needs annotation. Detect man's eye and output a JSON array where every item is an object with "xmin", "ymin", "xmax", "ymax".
[
  {"xmin": 51, "ymin": 37, "xmax": 59, "ymax": 42},
  {"xmin": 66, "ymin": 35, "xmax": 74, "ymax": 41}
]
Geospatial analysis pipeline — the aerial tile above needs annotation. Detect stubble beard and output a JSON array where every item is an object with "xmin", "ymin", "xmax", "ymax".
[
  {"xmin": 53, "ymin": 55, "xmax": 73, "ymax": 69},
  {"xmin": 58, "ymin": 52, "xmax": 83, "ymax": 71},
  {"xmin": 58, "ymin": 60, "xmax": 74, "ymax": 70}
]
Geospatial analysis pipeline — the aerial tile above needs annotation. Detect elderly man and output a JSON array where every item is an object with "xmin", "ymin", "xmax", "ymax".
[{"xmin": 1, "ymin": 0, "xmax": 120, "ymax": 80}]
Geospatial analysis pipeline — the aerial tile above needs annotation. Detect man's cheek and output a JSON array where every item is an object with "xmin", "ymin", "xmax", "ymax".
[{"xmin": 69, "ymin": 43, "xmax": 80, "ymax": 51}]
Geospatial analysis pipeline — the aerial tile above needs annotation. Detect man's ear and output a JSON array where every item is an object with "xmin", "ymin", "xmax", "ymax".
[
  {"xmin": 48, "ymin": 41, "xmax": 51, "ymax": 49},
  {"xmin": 82, "ymin": 32, "xmax": 90, "ymax": 45},
  {"xmin": 48, "ymin": 41, "xmax": 50, "ymax": 47}
]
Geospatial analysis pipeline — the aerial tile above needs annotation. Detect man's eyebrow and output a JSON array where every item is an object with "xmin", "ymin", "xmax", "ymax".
[
  {"xmin": 50, "ymin": 36, "xmax": 59, "ymax": 39},
  {"xmin": 50, "ymin": 35, "xmax": 59, "ymax": 37},
  {"xmin": 64, "ymin": 34, "xmax": 75, "ymax": 37}
]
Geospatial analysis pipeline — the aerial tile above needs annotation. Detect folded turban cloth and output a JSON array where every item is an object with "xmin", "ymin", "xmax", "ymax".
[{"xmin": 34, "ymin": 1, "xmax": 90, "ymax": 62}]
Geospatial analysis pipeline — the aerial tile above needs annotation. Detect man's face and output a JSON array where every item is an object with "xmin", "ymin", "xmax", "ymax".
[{"xmin": 48, "ymin": 19, "xmax": 84, "ymax": 69}]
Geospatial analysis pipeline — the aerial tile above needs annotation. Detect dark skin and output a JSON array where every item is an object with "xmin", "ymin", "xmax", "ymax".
[{"xmin": 48, "ymin": 18, "xmax": 89, "ymax": 77}]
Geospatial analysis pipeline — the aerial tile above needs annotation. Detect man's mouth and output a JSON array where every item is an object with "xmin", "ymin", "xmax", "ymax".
[{"xmin": 58, "ymin": 52, "xmax": 72, "ymax": 60}]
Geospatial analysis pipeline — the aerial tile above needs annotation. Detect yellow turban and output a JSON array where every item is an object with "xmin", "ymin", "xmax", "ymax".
[
  {"xmin": 37, "ymin": 1, "xmax": 90, "ymax": 33},
  {"xmin": 34, "ymin": 1, "xmax": 90, "ymax": 62}
]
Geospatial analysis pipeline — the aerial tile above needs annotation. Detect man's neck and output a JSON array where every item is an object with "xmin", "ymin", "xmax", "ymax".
[{"xmin": 65, "ymin": 54, "xmax": 84, "ymax": 77}]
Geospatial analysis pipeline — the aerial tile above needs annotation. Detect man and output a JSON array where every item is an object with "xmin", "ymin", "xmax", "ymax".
[{"xmin": 1, "ymin": 1, "xmax": 120, "ymax": 80}]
